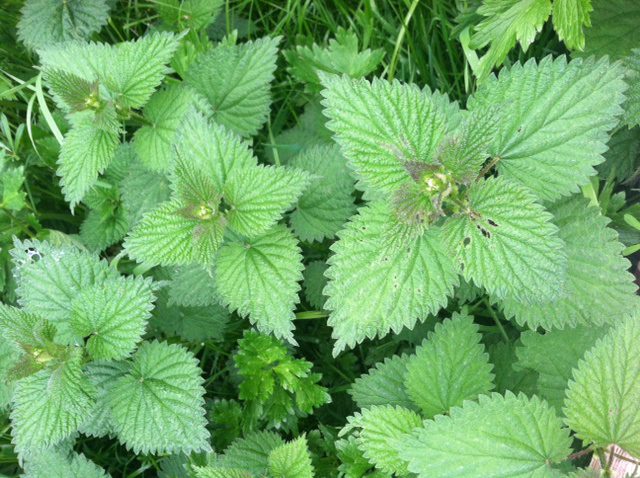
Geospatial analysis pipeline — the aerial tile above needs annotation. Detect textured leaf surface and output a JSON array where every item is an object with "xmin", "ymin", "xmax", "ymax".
[
  {"xmin": 223, "ymin": 165, "xmax": 311, "ymax": 238},
  {"xmin": 470, "ymin": 0, "xmax": 551, "ymax": 80},
  {"xmin": 289, "ymin": 144, "xmax": 356, "ymax": 242},
  {"xmin": 124, "ymin": 199, "xmax": 224, "ymax": 266},
  {"xmin": 501, "ymin": 196, "xmax": 638, "ymax": 329},
  {"xmin": 186, "ymin": 36, "xmax": 280, "ymax": 136},
  {"xmin": 320, "ymin": 76, "xmax": 449, "ymax": 196},
  {"xmin": 23, "ymin": 449, "xmax": 110, "ymax": 478},
  {"xmin": 217, "ymin": 431, "xmax": 284, "ymax": 472},
  {"xmin": 443, "ymin": 176, "xmax": 566, "ymax": 304},
  {"xmin": 326, "ymin": 202, "xmax": 458, "ymax": 354},
  {"xmin": 156, "ymin": 0, "xmax": 223, "ymax": 30},
  {"xmin": 121, "ymin": 161, "xmax": 171, "ymax": 225},
  {"xmin": 168, "ymin": 264, "xmax": 219, "ymax": 307},
  {"xmin": 404, "ymin": 313, "xmax": 494, "ymax": 417},
  {"xmin": 215, "ymin": 226, "xmax": 303, "ymax": 343},
  {"xmin": 302, "ymin": 261, "xmax": 328, "ymax": 310},
  {"xmin": 133, "ymin": 85, "xmax": 211, "ymax": 171},
  {"xmin": 401, "ymin": 393, "xmax": 572, "ymax": 478},
  {"xmin": 468, "ymin": 56, "xmax": 626, "ymax": 201},
  {"xmin": 350, "ymin": 353, "xmax": 415, "ymax": 411},
  {"xmin": 564, "ymin": 317, "xmax": 640, "ymax": 455},
  {"xmin": 552, "ymin": 0, "xmax": 592, "ymax": 50},
  {"xmin": 70, "ymin": 276, "xmax": 155, "ymax": 360},
  {"xmin": 268, "ymin": 436, "xmax": 314, "ymax": 478},
  {"xmin": 596, "ymin": 126, "xmax": 640, "ymax": 181},
  {"xmin": 581, "ymin": 0, "xmax": 640, "ymax": 59},
  {"xmin": 18, "ymin": 0, "xmax": 109, "ymax": 50},
  {"xmin": 58, "ymin": 110, "xmax": 121, "ymax": 207},
  {"xmin": 12, "ymin": 240, "xmax": 118, "ymax": 324},
  {"xmin": 11, "ymin": 352, "xmax": 96, "ymax": 452},
  {"xmin": 516, "ymin": 327, "xmax": 602, "ymax": 412},
  {"xmin": 624, "ymin": 50, "xmax": 640, "ymax": 128},
  {"xmin": 347, "ymin": 405, "xmax": 421, "ymax": 475},
  {"xmin": 106, "ymin": 341, "xmax": 210, "ymax": 454}
]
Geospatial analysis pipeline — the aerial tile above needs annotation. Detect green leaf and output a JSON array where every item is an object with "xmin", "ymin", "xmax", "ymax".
[
  {"xmin": 93, "ymin": 31, "xmax": 180, "ymax": 109},
  {"xmin": 133, "ymin": 84, "xmax": 211, "ymax": 171},
  {"xmin": 289, "ymin": 144, "xmax": 356, "ymax": 242},
  {"xmin": 624, "ymin": 49, "xmax": 640, "ymax": 128},
  {"xmin": 69, "ymin": 276, "xmax": 155, "ymax": 360},
  {"xmin": 43, "ymin": 69, "xmax": 99, "ymax": 112},
  {"xmin": 80, "ymin": 185, "xmax": 130, "ymax": 252},
  {"xmin": 168, "ymin": 264, "xmax": 219, "ymax": 307},
  {"xmin": 58, "ymin": 109, "xmax": 121, "ymax": 207},
  {"xmin": 350, "ymin": 353, "xmax": 416, "ymax": 411},
  {"xmin": 404, "ymin": 313, "xmax": 494, "ymax": 417},
  {"xmin": 325, "ymin": 202, "xmax": 458, "ymax": 355},
  {"xmin": 223, "ymin": 165, "xmax": 311, "ymax": 238},
  {"xmin": 470, "ymin": 0, "xmax": 551, "ymax": 81},
  {"xmin": 194, "ymin": 468, "xmax": 251, "ymax": 478},
  {"xmin": 120, "ymin": 160, "xmax": 171, "ymax": 225},
  {"xmin": 285, "ymin": 27, "xmax": 384, "ymax": 89},
  {"xmin": 105, "ymin": 340, "xmax": 210, "ymax": 454},
  {"xmin": 302, "ymin": 261, "xmax": 328, "ymax": 310},
  {"xmin": 268, "ymin": 436, "xmax": 314, "ymax": 478},
  {"xmin": 23, "ymin": 449, "xmax": 110, "ymax": 478},
  {"xmin": 0, "ymin": 304, "xmax": 55, "ymax": 349},
  {"xmin": 215, "ymin": 226, "xmax": 304, "ymax": 343},
  {"xmin": 345, "ymin": 405, "xmax": 422, "ymax": 476},
  {"xmin": 442, "ymin": 176, "xmax": 566, "ymax": 303},
  {"xmin": 552, "ymin": 0, "xmax": 593, "ymax": 50},
  {"xmin": 581, "ymin": 0, "xmax": 640, "ymax": 59},
  {"xmin": 124, "ymin": 199, "xmax": 224, "ymax": 266},
  {"xmin": 217, "ymin": 431, "xmax": 284, "ymax": 472},
  {"xmin": 11, "ymin": 239, "xmax": 118, "ymax": 325},
  {"xmin": 152, "ymin": 289, "xmax": 229, "ymax": 342},
  {"xmin": 516, "ymin": 326, "xmax": 602, "ymax": 412},
  {"xmin": 186, "ymin": 36, "xmax": 280, "ymax": 136},
  {"xmin": 468, "ymin": 55, "xmax": 627, "ymax": 201},
  {"xmin": 11, "ymin": 351, "xmax": 97, "ymax": 453},
  {"xmin": 564, "ymin": 317, "xmax": 640, "ymax": 455},
  {"xmin": 174, "ymin": 111, "xmax": 257, "ymax": 191},
  {"xmin": 156, "ymin": 0, "xmax": 223, "ymax": 30},
  {"xmin": 596, "ymin": 126, "xmax": 640, "ymax": 181},
  {"xmin": 320, "ymin": 75, "xmax": 448, "ymax": 196},
  {"xmin": 488, "ymin": 342, "xmax": 538, "ymax": 396},
  {"xmin": 501, "ymin": 196, "xmax": 639, "ymax": 329},
  {"xmin": 18, "ymin": 0, "xmax": 109, "ymax": 50},
  {"xmin": 401, "ymin": 393, "xmax": 572, "ymax": 478}
]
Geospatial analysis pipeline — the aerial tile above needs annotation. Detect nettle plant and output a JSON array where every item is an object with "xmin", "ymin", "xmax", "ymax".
[{"xmin": 2, "ymin": 7, "xmax": 640, "ymax": 476}]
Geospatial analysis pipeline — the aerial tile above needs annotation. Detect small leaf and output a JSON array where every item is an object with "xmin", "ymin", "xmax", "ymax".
[
  {"xmin": 268, "ymin": 436, "xmax": 315, "ymax": 478},
  {"xmin": 552, "ymin": 0, "xmax": 593, "ymax": 50}
]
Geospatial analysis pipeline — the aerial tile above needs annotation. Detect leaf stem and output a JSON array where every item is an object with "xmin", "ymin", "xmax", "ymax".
[
  {"xmin": 484, "ymin": 299, "xmax": 509, "ymax": 342},
  {"xmin": 295, "ymin": 310, "xmax": 329, "ymax": 320}
]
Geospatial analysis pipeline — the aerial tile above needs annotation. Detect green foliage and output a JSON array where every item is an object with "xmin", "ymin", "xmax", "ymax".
[{"xmin": 564, "ymin": 317, "xmax": 640, "ymax": 455}]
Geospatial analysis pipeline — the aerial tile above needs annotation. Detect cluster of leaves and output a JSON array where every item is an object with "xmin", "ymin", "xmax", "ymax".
[{"xmin": 0, "ymin": 0, "xmax": 639, "ymax": 477}]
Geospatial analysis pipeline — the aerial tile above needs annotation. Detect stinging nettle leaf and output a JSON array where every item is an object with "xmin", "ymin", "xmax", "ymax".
[
  {"xmin": 580, "ymin": 0, "xmax": 640, "ymax": 59},
  {"xmin": 186, "ymin": 36, "xmax": 281, "ymax": 136},
  {"xmin": 564, "ymin": 317, "xmax": 640, "ymax": 456},
  {"xmin": 215, "ymin": 225, "xmax": 304, "ymax": 343},
  {"xmin": 18, "ymin": 0, "xmax": 110, "ymax": 50},
  {"xmin": 501, "ymin": 196, "xmax": 639, "ymax": 329},
  {"xmin": 404, "ymin": 313, "xmax": 494, "ymax": 417},
  {"xmin": 320, "ymin": 75, "xmax": 449, "ymax": 196},
  {"xmin": 468, "ymin": 55, "xmax": 627, "ymax": 201},
  {"xmin": 69, "ymin": 276, "xmax": 156, "ymax": 360},
  {"xmin": 325, "ymin": 202, "xmax": 458, "ymax": 355},
  {"xmin": 401, "ymin": 392, "xmax": 572, "ymax": 478},
  {"xmin": 267, "ymin": 436, "xmax": 315, "ymax": 478},
  {"xmin": 442, "ymin": 176, "xmax": 567, "ymax": 304},
  {"xmin": 106, "ymin": 340, "xmax": 210, "ymax": 454}
]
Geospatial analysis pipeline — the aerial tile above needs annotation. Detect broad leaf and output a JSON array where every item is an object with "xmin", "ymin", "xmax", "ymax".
[
  {"xmin": 106, "ymin": 340, "xmax": 210, "ymax": 454},
  {"xmin": 22, "ymin": 449, "xmax": 110, "ymax": 478},
  {"xmin": 346, "ymin": 405, "xmax": 421, "ymax": 476},
  {"xmin": 516, "ymin": 326, "xmax": 602, "ymax": 412},
  {"xmin": 11, "ymin": 351, "xmax": 97, "ymax": 452},
  {"xmin": 168, "ymin": 264, "xmax": 219, "ymax": 307},
  {"xmin": 217, "ymin": 431, "xmax": 284, "ymax": 473},
  {"xmin": 69, "ymin": 276, "xmax": 155, "ymax": 360},
  {"xmin": 289, "ymin": 144, "xmax": 356, "ymax": 242},
  {"xmin": 215, "ymin": 225, "xmax": 304, "ymax": 343},
  {"xmin": 350, "ymin": 353, "xmax": 416, "ymax": 411},
  {"xmin": 223, "ymin": 165, "xmax": 311, "ymax": 238},
  {"xmin": 564, "ymin": 317, "xmax": 640, "ymax": 456},
  {"xmin": 581, "ymin": 0, "xmax": 640, "ymax": 59},
  {"xmin": 401, "ymin": 393, "xmax": 572, "ymax": 478},
  {"xmin": 320, "ymin": 75, "xmax": 449, "ymax": 196},
  {"xmin": 501, "ymin": 196, "xmax": 639, "ymax": 329},
  {"xmin": 267, "ymin": 436, "xmax": 314, "ymax": 478},
  {"xmin": 325, "ymin": 202, "xmax": 458, "ymax": 355},
  {"xmin": 186, "ymin": 36, "xmax": 280, "ymax": 136},
  {"xmin": 302, "ymin": 261, "xmax": 328, "ymax": 310},
  {"xmin": 18, "ymin": 0, "xmax": 109, "ymax": 50},
  {"xmin": 404, "ymin": 313, "xmax": 494, "ymax": 417},
  {"xmin": 468, "ymin": 55, "xmax": 626, "ymax": 201},
  {"xmin": 442, "ymin": 176, "xmax": 566, "ymax": 304}
]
